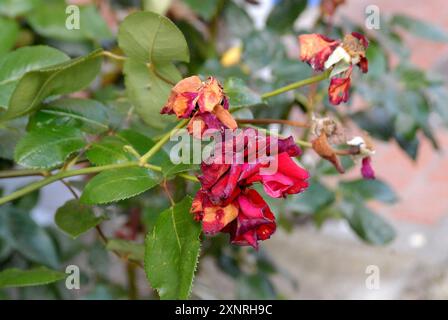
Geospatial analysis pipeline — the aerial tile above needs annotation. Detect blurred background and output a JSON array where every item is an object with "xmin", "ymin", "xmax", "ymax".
[{"xmin": 0, "ymin": 0, "xmax": 447, "ymax": 299}]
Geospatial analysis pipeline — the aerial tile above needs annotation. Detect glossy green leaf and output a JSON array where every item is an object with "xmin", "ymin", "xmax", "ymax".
[
  {"xmin": 29, "ymin": 98, "xmax": 110, "ymax": 134},
  {"xmin": 117, "ymin": 11, "xmax": 189, "ymax": 64},
  {"xmin": 340, "ymin": 179, "xmax": 398, "ymax": 204},
  {"xmin": 162, "ymin": 163, "xmax": 199, "ymax": 179},
  {"xmin": 0, "ymin": 207, "xmax": 59, "ymax": 267},
  {"xmin": 28, "ymin": 1, "xmax": 112, "ymax": 42},
  {"xmin": 0, "ymin": 46, "xmax": 69, "ymax": 109},
  {"xmin": 144, "ymin": 196, "xmax": 201, "ymax": 300},
  {"xmin": 80, "ymin": 167, "xmax": 160, "ymax": 205},
  {"xmin": 2, "ymin": 49, "xmax": 102, "ymax": 121},
  {"xmin": 0, "ymin": 0, "xmax": 40, "ymax": 17},
  {"xmin": 0, "ymin": 118, "xmax": 27, "ymax": 160},
  {"xmin": 55, "ymin": 199, "xmax": 104, "ymax": 239},
  {"xmin": 0, "ymin": 267, "xmax": 65, "ymax": 289},
  {"xmin": 266, "ymin": 0, "xmax": 307, "ymax": 33},
  {"xmin": 14, "ymin": 126, "xmax": 85, "ymax": 169},
  {"xmin": 224, "ymin": 78, "xmax": 262, "ymax": 110},
  {"xmin": 106, "ymin": 239, "xmax": 144, "ymax": 261},
  {"xmin": 123, "ymin": 59, "xmax": 180, "ymax": 129},
  {"xmin": 391, "ymin": 14, "xmax": 448, "ymax": 42},
  {"xmin": 86, "ymin": 136, "xmax": 134, "ymax": 166},
  {"xmin": 0, "ymin": 17, "xmax": 19, "ymax": 55}
]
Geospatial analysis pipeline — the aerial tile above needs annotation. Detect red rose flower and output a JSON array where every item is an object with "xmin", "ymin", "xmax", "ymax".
[
  {"xmin": 246, "ymin": 152, "xmax": 309, "ymax": 198},
  {"xmin": 192, "ymin": 129, "xmax": 309, "ymax": 248}
]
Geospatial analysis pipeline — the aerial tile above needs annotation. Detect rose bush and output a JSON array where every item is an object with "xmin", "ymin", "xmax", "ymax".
[{"xmin": 0, "ymin": 0, "xmax": 447, "ymax": 300}]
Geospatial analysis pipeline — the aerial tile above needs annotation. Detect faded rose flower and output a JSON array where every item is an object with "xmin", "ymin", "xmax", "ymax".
[
  {"xmin": 161, "ymin": 76, "xmax": 237, "ymax": 136},
  {"xmin": 246, "ymin": 152, "xmax": 309, "ymax": 198},
  {"xmin": 223, "ymin": 189, "xmax": 276, "ymax": 249},
  {"xmin": 198, "ymin": 129, "xmax": 306, "ymax": 205},
  {"xmin": 191, "ymin": 129, "xmax": 309, "ymax": 248},
  {"xmin": 192, "ymin": 189, "xmax": 276, "ymax": 249},
  {"xmin": 298, "ymin": 32, "xmax": 369, "ymax": 105}
]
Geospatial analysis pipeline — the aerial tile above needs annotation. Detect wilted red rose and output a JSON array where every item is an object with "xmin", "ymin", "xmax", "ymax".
[{"xmin": 192, "ymin": 129, "xmax": 309, "ymax": 248}]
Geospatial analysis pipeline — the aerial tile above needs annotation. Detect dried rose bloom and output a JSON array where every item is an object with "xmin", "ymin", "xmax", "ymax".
[
  {"xmin": 298, "ymin": 32, "xmax": 369, "ymax": 105},
  {"xmin": 161, "ymin": 76, "xmax": 237, "ymax": 136}
]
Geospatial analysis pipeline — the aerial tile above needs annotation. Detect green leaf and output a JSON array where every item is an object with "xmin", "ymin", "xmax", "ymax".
[
  {"xmin": 14, "ymin": 126, "xmax": 85, "ymax": 169},
  {"xmin": 0, "ymin": 267, "xmax": 65, "ymax": 289},
  {"xmin": 80, "ymin": 167, "xmax": 160, "ymax": 205},
  {"xmin": 365, "ymin": 41, "xmax": 388, "ymax": 79},
  {"xmin": 123, "ymin": 59, "xmax": 180, "ymax": 129},
  {"xmin": 340, "ymin": 179, "xmax": 398, "ymax": 204},
  {"xmin": 224, "ymin": 78, "xmax": 262, "ymax": 110},
  {"xmin": 118, "ymin": 11, "xmax": 189, "ymax": 64},
  {"xmin": 106, "ymin": 239, "xmax": 144, "ymax": 261},
  {"xmin": 342, "ymin": 201, "xmax": 395, "ymax": 245},
  {"xmin": 391, "ymin": 14, "xmax": 448, "ymax": 42},
  {"xmin": 243, "ymin": 30, "xmax": 286, "ymax": 71},
  {"xmin": 55, "ymin": 199, "xmax": 104, "ymax": 239},
  {"xmin": 0, "ymin": 17, "xmax": 19, "ymax": 56},
  {"xmin": 29, "ymin": 98, "xmax": 110, "ymax": 134},
  {"xmin": 287, "ymin": 180, "xmax": 334, "ymax": 214},
  {"xmin": 0, "ymin": 46, "xmax": 69, "ymax": 109},
  {"xmin": 183, "ymin": 0, "xmax": 220, "ymax": 20},
  {"xmin": 144, "ymin": 196, "xmax": 201, "ymax": 300},
  {"xmin": 223, "ymin": 1, "xmax": 254, "ymax": 39},
  {"xmin": 236, "ymin": 273, "xmax": 276, "ymax": 300},
  {"xmin": 0, "ymin": 118, "xmax": 27, "ymax": 160},
  {"xmin": 162, "ymin": 163, "xmax": 199, "ymax": 179},
  {"xmin": 86, "ymin": 136, "xmax": 134, "ymax": 166},
  {"xmin": 1, "ymin": 49, "xmax": 102, "ymax": 121},
  {"xmin": 266, "ymin": 0, "xmax": 307, "ymax": 34},
  {"xmin": 0, "ymin": 0, "xmax": 40, "ymax": 17},
  {"xmin": 0, "ymin": 207, "xmax": 59, "ymax": 267},
  {"xmin": 28, "ymin": 1, "xmax": 112, "ymax": 42}
]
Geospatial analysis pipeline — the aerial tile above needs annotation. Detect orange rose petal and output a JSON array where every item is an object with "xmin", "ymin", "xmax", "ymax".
[
  {"xmin": 298, "ymin": 34, "xmax": 339, "ymax": 71},
  {"xmin": 198, "ymin": 77, "xmax": 224, "ymax": 112},
  {"xmin": 213, "ymin": 104, "xmax": 238, "ymax": 129},
  {"xmin": 202, "ymin": 203, "xmax": 239, "ymax": 234}
]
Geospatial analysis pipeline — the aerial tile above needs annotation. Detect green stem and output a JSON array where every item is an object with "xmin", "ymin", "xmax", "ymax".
[
  {"xmin": 0, "ymin": 168, "xmax": 47, "ymax": 178},
  {"xmin": 102, "ymin": 51, "xmax": 127, "ymax": 61},
  {"xmin": 261, "ymin": 70, "xmax": 331, "ymax": 99},
  {"xmin": 0, "ymin": 162, "xmax": 138, "ymax": 206},
  {"xmin": 139, "ymin": 120, "xmax": 188, "ymax": 165}
]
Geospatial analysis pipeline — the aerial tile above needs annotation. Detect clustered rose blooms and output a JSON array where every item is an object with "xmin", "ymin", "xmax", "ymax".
[
  {"xmin": 160, "ymin": 76, "xmax": 237, "ymax": 137},
  {"xmin": 298, "ymin": 32, "xmax": 369, "ymax": 105},
  {"xmin": 191, "ymin": 129, "xmax": 309, "ymax": 248}
]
